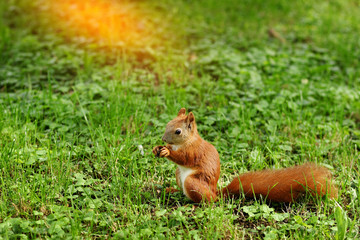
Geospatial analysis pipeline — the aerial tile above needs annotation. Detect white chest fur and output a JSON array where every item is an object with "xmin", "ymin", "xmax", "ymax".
[
  {"xmin": 171, "ymin": 144, "xmax": 180, "ymax": 151},
  {"xmin": 178, "ymin": 165, "xmax": 195, "ymax": 198}
]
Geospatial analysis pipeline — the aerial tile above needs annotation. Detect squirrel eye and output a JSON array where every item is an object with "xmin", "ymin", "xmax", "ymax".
[{"xmin": 175, "ymin": 129, "xmax": 181, "ymax": 135}]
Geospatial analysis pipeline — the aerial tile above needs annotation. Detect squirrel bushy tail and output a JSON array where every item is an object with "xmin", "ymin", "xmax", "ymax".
[{"xmin": 220, "ymin": 163, "xmax": 338, "ymax": 202}]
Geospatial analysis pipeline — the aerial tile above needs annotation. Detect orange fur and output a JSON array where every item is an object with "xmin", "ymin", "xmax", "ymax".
[
  {"xmin": 153, "ymin": 108, "xmax": 338, "ymax": 203},
  {"xmin": 220, "ymin": 163, "xmax": 338, "ymax": 202}
]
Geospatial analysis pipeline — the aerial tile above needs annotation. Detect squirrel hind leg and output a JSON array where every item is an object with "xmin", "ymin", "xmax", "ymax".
[{"xmin": 184, "ymin": 177, "xmax": 217, "ymax": 203}]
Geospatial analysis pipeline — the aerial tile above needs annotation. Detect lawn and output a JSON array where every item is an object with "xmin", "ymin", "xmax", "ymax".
[{"xmin": 0, "ymin": 0, "xmax": 359, "ymax": 239}]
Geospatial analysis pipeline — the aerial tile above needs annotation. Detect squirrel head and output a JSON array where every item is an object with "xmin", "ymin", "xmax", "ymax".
[{"xmin": 162, "ymin": 108, "xmax": 197, "ymax": 145}]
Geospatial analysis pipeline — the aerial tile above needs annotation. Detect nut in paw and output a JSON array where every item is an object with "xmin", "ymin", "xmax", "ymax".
[
  {"xmin": 152, "ymin": 146, "xmax": 164, "ymax": 157},
  {"xmin": 159, "ymin": 147, "xmax": 170, "ymax": 157}
]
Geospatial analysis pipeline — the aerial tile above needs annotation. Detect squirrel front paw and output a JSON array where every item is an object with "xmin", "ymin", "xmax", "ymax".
[
  {"xmin": 159, "ymin": 147, "xmax": 170, "ymax": 157},
  {"xmin": 153, "ymin": 146, "xmax": 166, "ymax": 157},
  {"xmin": 153, "ymin": 146, "xmax": 170, "ymax": 157}
]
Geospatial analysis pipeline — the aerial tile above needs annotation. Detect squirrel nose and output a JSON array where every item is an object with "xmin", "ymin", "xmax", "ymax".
[{"xmin": 162, "ymin": 135, "xmax": 166, "ymax": 142}]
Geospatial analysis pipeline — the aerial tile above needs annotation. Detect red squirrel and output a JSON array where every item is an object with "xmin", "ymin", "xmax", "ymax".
[{"xmin": 152, "ymin": 108, "xmax": 338, "ymax": 203}]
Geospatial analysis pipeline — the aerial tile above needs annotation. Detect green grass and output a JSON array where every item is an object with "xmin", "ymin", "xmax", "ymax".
[{"xmin": 0, "ymin": 0, "xmax": 359, "ymax": 239}]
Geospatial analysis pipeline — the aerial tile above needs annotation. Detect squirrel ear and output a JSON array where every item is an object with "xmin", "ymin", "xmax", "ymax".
[
  {"xmin": 177, "ymin": 108, "xmax": 186, "ymax": 116},
  {"xmin": 187, "ymin": 112, "xmax": 195, "ymax": 126}
]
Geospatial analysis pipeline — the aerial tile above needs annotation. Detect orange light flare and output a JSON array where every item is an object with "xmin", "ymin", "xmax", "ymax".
[{"xmin": 47, "ymin": 0, "xmax": 149, "ymax": 47}]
